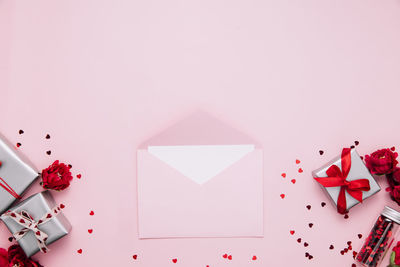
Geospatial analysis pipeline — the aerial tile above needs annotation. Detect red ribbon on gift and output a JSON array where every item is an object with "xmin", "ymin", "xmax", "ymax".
[
  {"xmin": 0, "ymin": 177, "xmax": 22, "ymax": 200},
  {"xmin": 314, "ymin": 148, "xmax": 371, "ymax": 214}
]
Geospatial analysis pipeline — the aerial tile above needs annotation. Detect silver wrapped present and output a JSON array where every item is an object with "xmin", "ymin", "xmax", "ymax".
[
  {"xmin": 0, "ymin": 134, "xmax": 39, "ymax": 214},
  {"xmin": 1, "ymin": 191, "xmax": 72, "ymax": 257},
  {"xmin": 312, "ymin": 148, "xmax": 381, "ymax": 213}
]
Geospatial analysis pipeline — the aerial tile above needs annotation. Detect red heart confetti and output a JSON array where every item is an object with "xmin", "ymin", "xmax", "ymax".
[
  {"xmin": 132, "ymin": 255, "xmax": 137, "ymax": 260},
  {"xmin": 358, "ymin": 234, "xmax": 362, "ymax": 239},
  {"xmin": 77, "ymin": 174, "xmax": 82, "ymax": 179},
  {"xmin": 8, "ymin": 237, "xmax": 13, "ymax": 242},
  {"xmin": 88, "ymin": 229, "xmax": 93, "ymax": 234},
  {"xmin": 290, "ymin": 230, "xmax": 295, "ymax": 235},
  {"xmin": 19, "ymin": 130, "xmax": 24, "ymax": 134},
  {"xmin": 77, "ymin": 249, "xmax": 82, "ymax": 254},
  {"xmin": 352, "ymin": 264, "xmax": 356, "ymax": 267},
  {"xmin": 304, "ymin": 242, "xmax": 309, "ymax": 247},
  {"xmin": 350, "ymin": 145, "xmax": 355, "ymax": 149},
  {"xmin": 46, "ymin": 150, "xmax": 51, "ymax": 155},
  {"xmin": 90, "ymin": 211, "xmax": 94, "ymax": 216},
  {"xmin": 172, "ymin": 259, "xmax": 177, "ymax": 263},
  {"xmin": 297, "ymin": 238, "xmax": 302, "ymax": 243},
  {"xmin": 252, "ymin": 256, "xmax": 257, "ymax": 260},
  {"xmin": 354, "ymin": 141, "xmax": 359, "ymax": 146},
  {"xmin": 308, "ymin": 223, "xmax": 313, "ymax": 228},
  {"xmin": 291, "ymin": 179, "xmax": 296, "ymax": 184},
  {"xmin": 298, "ymin": 168, "xmax": 303, "ymax": 173},
  {"xmin": 391, "ymin": 147, "xmax": 396, "ymax": 151},
  {"xmin": 280, "ymin": 194, "xmax": 285, "ymax": 199},
  {"xmin": 329, "ymin": 245, "xmax": 334, "ymax": 250},
  {"xmin": 60, "ymin": 204, "xmax": 65, "ymax": 209},
  {"xmin": 45, "ymin": 134, "xmax": 51, "ymax": 139},
  {"xmin": 281, "ymin": 173, "xmax": 286, "ymax": 178},
  {"xmin": 344, "ymin": 214, "xmax": 349, "ymax": 219},
  {"xmin": 227, "ymin": 255, "xmax": 232, "ymax": 260},
  {"xmin": 319, "ymin": 150, "xmax": 324, "ymax": 155},
  {"xmin": 223, "ymin": 254, "xmax": 228, "ymax": 259},
  {"xmin": 295, "ymin": 159, "xmax": 300, "ymax": 164},
  {"xmin": 306, "ymin": 205, "xmax": 311, "ymax": 210},
  {"xmin": 16, "ymin": 143, "xmax": 21, "ymax": 148},
  {"xmin": 321, "ymin": 202, "xmax": 326, "ymax": 207}
]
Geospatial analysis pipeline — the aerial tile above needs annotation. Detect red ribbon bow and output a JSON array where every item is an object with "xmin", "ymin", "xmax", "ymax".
[{"xmin": 314, "ymin": 148, "xmax": 371, "ymax": 214}]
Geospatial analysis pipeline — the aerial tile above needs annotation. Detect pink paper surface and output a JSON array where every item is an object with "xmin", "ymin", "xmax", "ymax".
[{"xmin": 1, "ymin": 0, "xmax": 400, "ymax": 266}]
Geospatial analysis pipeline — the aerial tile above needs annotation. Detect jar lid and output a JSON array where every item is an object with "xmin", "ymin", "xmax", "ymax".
[{"xmin": 382, "ymin": 206, "xmax": 400, "ymax": 224}]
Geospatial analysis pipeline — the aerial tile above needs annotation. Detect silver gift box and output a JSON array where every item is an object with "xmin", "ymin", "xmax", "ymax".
[
  {"xmin": 312, "ymin": 149, "xmax": 381, "ymax": 211},
  {"xmin": 0, "ymin": 134, "xmax": 39, "ymax": 214},
  {"xmin": 1, "ymin": 191, "xmax": 72, "ymax": 257}
]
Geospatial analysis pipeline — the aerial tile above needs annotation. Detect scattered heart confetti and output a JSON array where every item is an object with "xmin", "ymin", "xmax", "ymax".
[
  {"xmin": 340, "ymin": 251, "xmax": 344, "ymax": 255},
  {"xmin": 290, "ymin": 230, "xmax": 295, "ymax": 235},
  {"xmin": 305, "ymin": 252, "xmax": 309, "ymax": 258},
  {"xmin": 90, "ymin": 211, "xmax": 94, "ymax": 216},
  {"xmin": 8, "ymin": 237, "xmax": 13, "ymax": 242},
  {"xmin": 77, "ymin": 249, "xmax": 82, "ymax": 254},
  {"xmin": 132, "ymin": 255, "xmax": 137, "ymax": 260},
  {"xmin": 298, "ymin": 168, "xmax": 303, "ymax": 173},
  {"xmin": 291, "ymin": 179, "xmax": 296, "ymax": 184},
  {"xmin": 355, "ymin": 141, "xmax": 359, "ymax": 146},
  {"xmin": 16, "ymin": 143, "xmax": 21, "ymax": 148},
  {"xmin": 281, "ymin": 173, "xmax": 286, "ymax": 178},
  {"xmin": 280, "ymin": 194, "xmax": 285, "ymax": 199},
  {"xmin": 308, "ymin": 255, "xmax": 313, "ymax": 260},
  {"xmin": 172, "ymin": 259, "xmax": 177, "ymax": 263},
  {"xmin": 344, "ymin": 214, "xmax": 349, "ymax": 219},
  {"xmin": 77, "ymin": 174, "xmax": 82, "ymax": 179},
  {"xmin": 358, "ymin": 234, "xmax": 362, "ymax": 239},
  {"xmin": 352, "ymin": 264, "xmax": 356, "ymax": 267},
  {"xmin": 252, "ymin": 256, "xmax": 257, "ymax": 261},
  {"xmin": 308, "ymin": 223, "xmax": 313, "ymax": 228},
  {"xmin": 297, "ymin": 238, "xmax": 302, "ymax": 243},
  {"xmin": 347, "ymin": 241, "xmax": 352, "ymax": 245},
  {"xmin": 350, "ymin": 145, "xmax": 355, "ymax": 149},
  {"xmin": 223, "ymin": 254, "xmax": 228, "ymax": 259},
  {"xmin": 304, "ymin": 242, "xmax": 309, "ymax": 247},
  {"xmin": 353, "ymin": 251, "xmax": 358, "ymax": 258},
  {"xmin": 319, "ymin": 150, "xmax": 324, "ymax": 155},
  {"xmin": 68, "ymin": 164, "xmax": 73, "ymax": 169},
  {"xmin": 46, "ymin": 150, "xmax": 51, "ymax": 155},
  {"xmin": 329, "ymin": 245, "xmax": 334, "ymax": 250},
  {"xmin": 391, "ymin": 147, "xmax": 396, "ymax": 151},
  {"xmin": 296, "ymin": 159, "xmax": 301, "ymax": 164},
  {"xmin": 227, "ymin": 255, "xmax": 232, "ymax": 260},
  {"xmin": 306, "ymin": 205, "xmax": 311, "ymax": 210},
  {"xmin": 321, "ymin": 202, "xmax": 326, "ymax": 207},
  {"xmin": 19, "ymin": 130, "xmax": 24, "ymax": 134},
  {"xmin": 45, "ymin": 134, "xmax": 51, "ymax": 139},
  {"xmin": 88, "ymin": 229, "xmax": 93, "ymax": 234}
]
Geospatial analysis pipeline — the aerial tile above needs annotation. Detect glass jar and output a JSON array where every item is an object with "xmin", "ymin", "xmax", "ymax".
[{"xmin": 356, "ymin": 206, "xmax": 400, "ymax": 267}]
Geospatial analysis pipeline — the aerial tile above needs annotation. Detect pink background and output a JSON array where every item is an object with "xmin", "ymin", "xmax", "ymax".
[{"xmin": 1, "ymin": 0, "xmax": 400, "ymax": 266}]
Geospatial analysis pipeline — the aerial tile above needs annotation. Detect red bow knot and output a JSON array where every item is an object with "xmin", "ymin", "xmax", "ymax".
[{"xmin": 314, "ymin": 148, "xmax": 371, "ymax": 214}]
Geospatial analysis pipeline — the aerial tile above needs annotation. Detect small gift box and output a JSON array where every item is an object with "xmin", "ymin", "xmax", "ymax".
[
  {"xmin": 0, "ymin": 134, "xmax": 39, "ymax": 214},
  {"xmin": 0, "ymin": 191, "xmax": 72, "ymax": 257},
  {"xmin": 312, "ymin": 148, "xmax": 381, "ymax": 214}
]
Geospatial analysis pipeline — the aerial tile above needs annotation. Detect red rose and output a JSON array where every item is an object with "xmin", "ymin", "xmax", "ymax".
[
  {"xmin": 390, "ymin": 185, "xmax": 400, "ymax": 206},
  {"xmin": 365, "ymin": 148, "xmax": 399, "ymax": 175},
  {"xmin": 8, "ymin": 245, "xmax": 43, "ymax": 267},
  {"xmin": 393, "ymin": 241, "xmax": 400, "ymax": 264},
  {"xmin": 41, "ymin": 160, "xmax": 73, "ymax": 191},
  {"xmin": 0, "ymin": 248, "xmax": 7, "ymax": 267}
]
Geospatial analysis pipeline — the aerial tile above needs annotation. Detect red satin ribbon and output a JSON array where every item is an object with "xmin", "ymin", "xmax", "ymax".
[
  {"xmin": 0, "ymin": 177, "xmax": 21, "ymax": 200},
  {"xmin": 314, "ymin": 148, "xmax": 371, "ymax": 214}
]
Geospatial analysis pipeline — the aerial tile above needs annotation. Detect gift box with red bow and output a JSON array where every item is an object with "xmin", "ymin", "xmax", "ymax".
[
  {"xmin": 0, "ymin": 191, "xmax": 71, "ymax": 257},
  {"xmin": 0, "ymin": 134, "xmax": 39, "ymax": 214},
  {"xmin": 312, "ymin": 148, "xmax": 381, "ymax": 214}
]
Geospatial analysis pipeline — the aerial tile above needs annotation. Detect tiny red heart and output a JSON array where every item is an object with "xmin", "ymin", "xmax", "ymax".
[
  {"xmin": 280, "ymin": 194, "xmax": 285, "ymax": 199},
  {"xmin": 47, "ymin": 214, "xmax": 52, "ymax": 219},
  {"xmin": 358, "ymin": 234, "xmax": 362, "ymax": 239},
  {"xmin": 19, "ymin": 219, "xmax": 25, "ymax": 224},
  {"xmin": 77, "ymin": 249, "xmax": 82, "ymax": 254},
  {"xmin": 77, "ymin": 174, "xmax": 82, "ymax": 179},
  {"xmin": 252, "ymin": 256, "xmax": 257, "ymax": 260},
  {"xmin": 36, "ymin": 231, "xmax": 41, "ymax": 236},
  {"xmin": 16, "ymin": 143, "xmax": 21, "ymax": 148},
  {"xmin": 298, "ymin": 168, "xmax": 303, "ymax": 173},
  {"xmin": 290, "ymin": 230, "xmax": 295, "ymax": 235},
  {"xmin": 132, "ymin": 255, "xmax": 137, "ymax": 260},
  {"xmin": 291, "ymin": 179, "xmax": 296, "ymax": 184},
  {"xmin": 281, "ymin": 173, "xmax": 286, "ymax": 178},
  {"xmin": 223, "ymin": 254, "xmax": 228, "ymax": 259},
  {"xmin": 295, "ymin": 159, "xmax": 300, "ymax": 164},
  {"xmin": 90, "ymin": 211, "xmax": 94, "ymax": 216},
  {"xmin": 304, "ymin": 242, "xmax": 309, "ymax": 247},
  {"xmin": 329, "ymin": 245, "xmax": 334, "ymax": 250},
  {"xmin": 60, "ymin": 204, "xmax": 65, "ymax": 209},
  {"xmin": 227, "ymin": 255, "xmax": 232, "ymax": 260},
  {"xmin": 172, "ymin": 259, "xmax": 177, "ymax": 263},
  {"xmin": 88, "ymin": 229, "xmax": 93, "ymax": 234}
]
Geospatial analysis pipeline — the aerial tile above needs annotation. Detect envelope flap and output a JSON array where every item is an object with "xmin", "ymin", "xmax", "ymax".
[
  {"xmin": 139, "ymin": 112, "xmax": 260, "ymax": 148},
  {"xmin": 148, "ymin": 145, "xmax": 255, "ymax": 184}
]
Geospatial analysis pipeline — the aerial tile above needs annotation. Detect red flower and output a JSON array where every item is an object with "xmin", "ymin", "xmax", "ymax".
[
  {"xmin": 365, "ymin": 148, "xmax": 398, "ymax": 175},
  {"xmin": 41, "ymin": 160, "xmax": 73, "ymax": 191},
  {"xmin": 393, "ymin": 241, "xmax": 400, "ymax": 264},
  {"xmin": 8, "ymin": 245, "xmax": 43, "ymax": 267},
  {"xmin": 389, "ymin": 185, "xmax": 400, "ymax": 206},
  {"xmin": 0, "ymin": 248, "xmax": 7, "ymax": 267}
]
